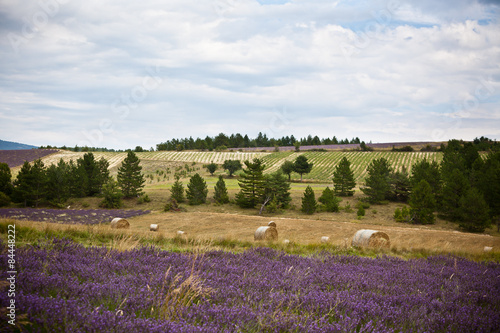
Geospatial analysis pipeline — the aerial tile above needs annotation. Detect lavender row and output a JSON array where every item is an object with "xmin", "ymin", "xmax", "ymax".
[
  {"xmin": 0, "ymin": 208, "xmax": 150, "ymax": 225},
  {"xmin": 0, "ymin": 149, "xmax": 58, "ymax": 168},
  {"xmin": 1, "ymin": 239, "xmax": 499, "ymax": 332}
]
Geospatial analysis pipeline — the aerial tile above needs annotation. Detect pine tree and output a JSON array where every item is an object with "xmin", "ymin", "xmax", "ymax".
[
  {"xmin": 440, "ymin": 168, "xmax": 470, "ymax": 221},
  {"xmin": 100, "ymin": 178, "xmax": 123, "ymax": 208},
  {"xmin": 318, "ymin": 187, "xmax": 340, "ymax": 212},
  {"xmin": 186, "ymin": 173, "xmax": 208, "ymax": 205},
  {"xmin": 409, "ymin": 180, "xmax": 436, "ymax": 225},
  {"xmin": 301, "ymin": 185, "xmax": 317, "ymax": 215},
  {"xmin": 293, "ymin": 155, "xmax": 313, "ymax": 182},
  {"xmin": 458, "ymin": 188, "xmax": 490, "ymax": 232},
  {"xmin": 79, "ymin": 153, "xmax": 109, "ymax": 196},
  {"xmin": 333, "ymin": 157, "xmax": 356, "ymax": 196},
  {"xmin": 13, "ymin": 159, "xmax": 47, "ymax": 207},
  {"xmin": 45, "ymin": 159, "xmax": 70, "ymax": 205},
  {"xmin": 117, "ymin": 151, "xmax": 145, "ymax": 198},
  {"xmin": 388, "ymin": 166, "xmax": 411, "ymax": 202},
  {"xmin": 236, "ymin": 158, "xmax": 266, "ymax": 208},
  {"xmin": 0, "ymin": 162, "xmax": 13, "ymax": 196},
  {"xmin": 361, "ymin": 158, "xmax": 392, "ymax": 203},
  {"xmin": 213, "ymin": 175, "xmax": 229, "ymax": 204},
  {"xmin": 263, "ymin": 171, "xmax": 291, "ymax": 209},
  {"xmin": 410, "ymin": 159, "xmax": 441, "ymax": 203},
  {"xmin": 170, "ymin": 175, "xmax": 185, "ymax": 203}
]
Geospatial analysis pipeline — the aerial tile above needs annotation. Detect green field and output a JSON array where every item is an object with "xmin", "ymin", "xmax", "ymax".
[{"xmin": 38, "ymin": 150, "xmax": 443, "ymax": 183}]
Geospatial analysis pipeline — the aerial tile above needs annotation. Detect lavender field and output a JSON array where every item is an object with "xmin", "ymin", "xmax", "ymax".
[
  {"xmin": 0, "ymin": 208, "xmax": 150, "ymax": 225},
  {"xmin": 2, "ymin": 238, "xmax": 499, "ymax": 332},
  {"xmin": 0, "ymin": 149, "xmax": 58, "ymax": 168}
]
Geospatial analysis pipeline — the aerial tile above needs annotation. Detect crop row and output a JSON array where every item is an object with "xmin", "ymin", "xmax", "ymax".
[
  {"xmin": 1, "ymin": 238, "xmax": 498, "ymax": 332},
  {"xmin": 261, "ymin": 151, "xmax": 443, "ymax": 182}
]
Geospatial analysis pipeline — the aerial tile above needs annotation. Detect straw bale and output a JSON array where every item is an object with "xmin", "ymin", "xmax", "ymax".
[
  {"xmin": 283, "ymin": 239, "xmax": 290, "ymax": 245},
  {"xmin": 321, "ymin": 236, "xmax": 329, "ymax": 243},
  {"xmin": 484, "ymin": 246, "xmax": 493, "ymax": 252},
  {"xmin": 352, "ymin": 229, "xmax": 390, "ymax": 248},
  {"xmin": 110, "ymin": 218, "xmax": 129, "ymax": 229},
  {"xmin": 177, "ymin": 230, "xmax": 185, "ymax": 236},
  {"xmin": 254, "ymin": 226, "xmax": 278, "ymax": 241},
  {"xmin": 150, "ymin": 224, "xmax": 159, "ymax": 232}
]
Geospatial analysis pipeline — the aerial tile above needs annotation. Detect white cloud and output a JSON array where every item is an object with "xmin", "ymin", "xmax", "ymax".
[{"xmin": 0, "ymin": 0, "xmax": 499, "ymax": 149}]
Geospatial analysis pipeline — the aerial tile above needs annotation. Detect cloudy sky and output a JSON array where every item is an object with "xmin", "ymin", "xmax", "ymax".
[{"xmin": 1, "ymin": 0, "xmax": 499, "ymax": 150}]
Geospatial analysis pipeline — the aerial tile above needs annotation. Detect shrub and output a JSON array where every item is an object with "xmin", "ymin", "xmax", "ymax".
[
  {"xmin": 137, "ymin": 194, "xmax": 151, "ymax": 204},
  {"xmin": 357, "ymin": 205, "xmax": 365, "ymax": 217},
  {"xmin": 100, "ymin": 179, "xmax": 123, "ymax": 209},
  {"xmin": 318, "ymin": 187, "xmax": 340, "ymax": 212}
]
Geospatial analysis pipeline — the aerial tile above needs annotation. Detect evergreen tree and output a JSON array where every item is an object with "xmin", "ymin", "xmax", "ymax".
[
  {"xmin": 213, "ymin": 175, "xmax": 229, "ymax": 204},
  {"xmin": 67, "ymin": 160, "xmax": 87, "ymax": 198},
  {"xmin": 318, "ymin": 187, "xmax": 340, "ymax": 212},
  {"xmin": 79, "ymin": 153, "xmax": 108, "ymax": 196},
  {"xmin": 458, "ymin": 188, "xmax": 490, "ymax": 232},
  {"xmin": 280, "ymin": 160, "xmax": 295, "ymax": 181},
  {"xmin": 100, "ymin": 179, "xmax": 123, "ymax": 208},
  {"xmin": 223, "ymin": 160, "xmax": 242, "ymax": 177},
  {"xmin": 293, "ymin": 155, "xmax": 313, "ymax": 182},
  {"xmin": 301, "ymin": 185, "xmax": 317, "ymax": 215},
  {"xmin": 170, "ymin": 175, "xmax": 185, "ymax": 203},
  {"xmin": 410, "ymin": 159, "xmax": 441, "ymax": 203},
  {"xmin": 361, "ymin": 158, "xmax": 392, "ymax": 203},
  {"xmin": 117, "ymin": 151, "xmax": 145, "ymax": 198},
  {"xmin": 388, "ymin": 166, "xmax": 411, "ymax": 202},
  {"xmin": 206, "ymin": 162, "xmax": 217, "ymax": 176},
  {"xmin": 263, "ymin": 171, "xmax": 291, "ymax": 209},
  {"xmin": 45, "ymin": 159, "xmax": 70, "ymax": 205},
  {"xmin": 333, "ymin": 157, "xmax": 356, "ymax": 196},
  {"xmin": 440, "ymin": 168, "xmax": 470, "ymax": 221},
  {"xmin": 0, "ymin": 162, "xmax": 13, "ymax": 196},
  {"xmin": 409, "ymin": 180, "xmax": 436, "ymax": 225},
  {"xmin": 13, "ymin": 160, "xmax": 47, "ymax": 207},
  {"xmin": 236, "ymin": 158, "xmax": 266, "ymax": 208},
  {"xmin": 186, "ymin": 173, "xmax": 208, "ymax": 205}
]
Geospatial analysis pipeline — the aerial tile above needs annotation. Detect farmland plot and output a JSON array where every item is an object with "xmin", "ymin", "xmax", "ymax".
[
  {"xmin": 2, "ymin": 239, "xmax": 498, "ymax": 332},
  {"xmin": 261, "ymin": 151, "xmax": 442, "ymax": 182}
]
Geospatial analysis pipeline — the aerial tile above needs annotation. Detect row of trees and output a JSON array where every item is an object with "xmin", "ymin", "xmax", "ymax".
[
  {"xmin": 157, "ymin": 132, "xmax": 363, "ymax": 151},
  {"xmin": 0, "ymin": 152, "xmax": 145, "ymax": 208},
  {"xmin": 359, "ymin": 140, "xmax": 500, "ymax": 232}
]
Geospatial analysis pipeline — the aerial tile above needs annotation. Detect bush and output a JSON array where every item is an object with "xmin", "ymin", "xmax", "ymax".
[
  {"xmin": 318, "ymin": 187, "xmax": 340, "ymax": 212},
  {"xmin": 137, "ymin": 194, "xmax": 151, "ymax": 204},
  {"xmin": 100, "ymin": 179, "xmax": 123, "ymax": 209},
  {"xmin": 357, "ymin": 205, "xmax": 365, "ymax": 217}
]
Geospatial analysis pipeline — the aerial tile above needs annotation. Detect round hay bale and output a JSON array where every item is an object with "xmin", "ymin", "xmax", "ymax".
[
  {"xmin": 150, "ymin": 224, "xmax": 159, "ymax": 232},
  {"xmin": 177, "ymin": 230, "xmax": 185, "ymax": 236},
  {"xmin": 268, "ymin": 221, "xmax": 277, "ymax": 228},
  {"xmin": 283, "ymin": 239, "xmax": 290, "ymax": 245},
  {"xmin": 321, "ymin": 236, "xmax": 329, "ymax": 243},
  {"xmin": 484, "ymin": 246, "xmax": 493, "ymax": 252},
  {"xmin": 352, "ymin": 229, "xmax": 390, "ymax": 248},
  {"xmin": 110, "ymin": 218, "xmax": 129, "ymax": 229},
  {"xmin": 254, "ymin": 226, "xmax": 278, "ymax": 241}
]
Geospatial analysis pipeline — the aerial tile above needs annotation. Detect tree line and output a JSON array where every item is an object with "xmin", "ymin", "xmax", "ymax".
[
  {"xmin": 156, "ymin": 132, "xmax": 363, "ymax": 151},
  {"xmin": 0, "ymin": 152, "xmax": 146, "ymax": 209}
]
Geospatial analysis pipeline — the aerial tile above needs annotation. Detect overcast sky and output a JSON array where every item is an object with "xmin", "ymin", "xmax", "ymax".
[{"xmin": 1, "ymin": 0, "xmax": 499, "ymax": 150}]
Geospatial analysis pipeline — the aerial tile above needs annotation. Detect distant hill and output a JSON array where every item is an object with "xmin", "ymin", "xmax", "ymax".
[{"xmin": 0, "ymin": 139, "xmax": 38, "ymax": 150}]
